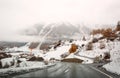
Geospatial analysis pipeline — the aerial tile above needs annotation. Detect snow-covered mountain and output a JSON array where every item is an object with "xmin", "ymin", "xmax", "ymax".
[
  {"xmin": 93, "ymin": 24, "xmax": 115, "ymax": 30},
  {"xmin": 20, "ymin": 23, "xmax": 91, "ymax": 40},
  {"xmin": 1, "ymin": 22, "xmax": 120, "ymax": 76}
]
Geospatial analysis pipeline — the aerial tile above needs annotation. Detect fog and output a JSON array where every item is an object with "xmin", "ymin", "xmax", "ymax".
[{"xmin": 0, "ymin": 0, "xmax": 120, "ymax": 42}]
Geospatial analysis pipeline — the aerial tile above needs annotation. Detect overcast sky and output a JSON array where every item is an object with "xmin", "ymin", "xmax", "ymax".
[{"xmin": 0, "ymin": 0, "xmax": 120, "ymax": 42}]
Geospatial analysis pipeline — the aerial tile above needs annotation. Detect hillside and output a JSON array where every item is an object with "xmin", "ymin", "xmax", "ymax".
[{"xmin": 20, "ymin": 23, "xmax": 91, "ymax": 40}]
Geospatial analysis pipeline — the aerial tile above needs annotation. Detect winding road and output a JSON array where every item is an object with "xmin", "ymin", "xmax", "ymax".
[{"xmin": 11, "ymin": 62, "xmax": 116, "ymax": 78}]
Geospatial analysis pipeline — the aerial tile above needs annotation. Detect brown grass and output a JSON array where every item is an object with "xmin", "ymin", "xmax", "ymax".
[
  {"xmin": 69, "ymin": 44, "xmax": 78, "ymax": 53},
  {"xmin": 28, "ymin": 57, "xmax": 44, "ymax": 61},
  {"xmin": 61, "ymin": 58, "xmax": 83, "ymax": 63}
]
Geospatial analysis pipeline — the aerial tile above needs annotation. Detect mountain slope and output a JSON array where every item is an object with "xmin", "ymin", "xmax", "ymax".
[{"xmin": 21, "ymin": 23, "xmax": 91, "ymax": 40}]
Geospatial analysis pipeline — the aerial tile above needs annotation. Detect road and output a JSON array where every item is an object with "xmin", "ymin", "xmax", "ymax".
[{"xmin": 12, "ymin": 62, "xmax": 113, "ymax": 78}]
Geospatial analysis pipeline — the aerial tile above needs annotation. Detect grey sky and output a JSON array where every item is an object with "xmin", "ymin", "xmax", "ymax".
[{"xmin": 0, "ymin": 0, "xmax": 120, "ymax": 41}]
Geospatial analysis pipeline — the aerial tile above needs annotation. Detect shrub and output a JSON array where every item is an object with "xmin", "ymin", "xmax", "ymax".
[
  {"xmin": 28, "ymin": 56, "xmax": 44, "ymax": 61},
  {"xmin": 69, "ymin": 44, "xmax": 78, "ymax": 53},
  {"xmin": 0, "ymin": 46, "xmax": 5, "ymax": 50},
  {"xmin": 69, "ymin": 39, "xmax": 73, "ymax": 43},
  {"xmin": 92, "ymin": 38, "xmax": 98, "ymax": 43},
  {"xmin": 91, "ymin": 28, "xmax": 117, "ymax": 40},
  {"xmin": 86, "ymin": 42, "xmax": 93, "ymax": 50},
  {"xmin": 102, "ymin": 28, "xmax": 112, "ymax": 37},
  {"xmin": 115, "ymin": 21, "xmax": 120, "ymax": 31},
  {"xmin": 54, "ymin": 40, "xmax": 61, "ymax": 49},
  {"xmin": 82, "ymin": 36, "xmax": 86, "ymax": 41},
  {"xmin": 0, "ymin": 53, "xmax": 11, "ymax": 60},
  {"xmin": 103, "ymin": 52, "xmax": 110, "ymax": 60},
  {"xmin": 94, "ymin": 56, "xmax": 100, "ymax": 63},
  {"xmin": 99, "ymin": 43, "xmax": 105, "ymax": 49}
]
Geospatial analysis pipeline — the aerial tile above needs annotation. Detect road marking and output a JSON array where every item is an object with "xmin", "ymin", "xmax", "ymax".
[
  {"xmin": 64, "ymin": 69, "xmax": 69, "ymax": 73},
  {"xmin": 90, "ymin": 66, "xmax": 113, "ymax": 78}
]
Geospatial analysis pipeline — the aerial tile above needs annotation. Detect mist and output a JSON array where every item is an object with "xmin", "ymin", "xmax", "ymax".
[{"xmin": 0, "ymin": 0, "xmax": 120, "ymax": 42}]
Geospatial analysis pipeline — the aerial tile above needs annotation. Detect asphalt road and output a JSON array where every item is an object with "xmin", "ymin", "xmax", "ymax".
[{"xmin": 12, "ymin": 62, "xmax": 113, "ymax": 78}]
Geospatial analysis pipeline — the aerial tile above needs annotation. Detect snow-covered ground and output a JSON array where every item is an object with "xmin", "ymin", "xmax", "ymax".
[
  {"xmin": 103, "ymin": 58, "xmax": 120, "ymax": 75},
  {"xmin": 103, "ymin": 41, "xmax": 120, "ymax": 75},
  {"xmin": 1, "ymin": 32, "xmax": 120, "ymax": 75},
  {"xmin": 44, "ymin": 44, "xmax": 71, "ymax": 60},
  {"xmin": 43, "ymin": 40, "xmax": 94, "ymax": 63},
  {"xmin": 0, "ymin": 61, "xmax": 55, "ymax": 76},
  {"xmin": 76, "ymin": 38, "xmax": 120, "ymax": 75},
  {"xmin": 57, "ymin": 36, "xmax": 120, "ymax": 75},
  {"xmin": 0, "ymin": 52, "xmax": 55, "ymax": 76}
]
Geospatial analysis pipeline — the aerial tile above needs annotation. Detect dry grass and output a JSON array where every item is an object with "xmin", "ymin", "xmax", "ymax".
[
  {"xmin": 61, "ymin": 58, "xmax": 83, "ymax": 63},
  {"xmin": 69, "ymin": 44, "xmax": 78, "ymax": 53}
]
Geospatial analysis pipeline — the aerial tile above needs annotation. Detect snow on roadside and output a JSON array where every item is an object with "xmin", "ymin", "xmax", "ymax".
[
  {"xmin": 103, "ymin": 58, "xmax": 120, "ymax": 75},
  {"xmin": 19, "ymin": 61, "xmax": 47, "ymax": 67},
  {"xmin": 103, "ymin": 41, "xmax": 120, "ymax": 75},
  {"xmin": 73, "ymin": 39, "xmax": 120, "ymax": 74},
  {"xmin": 0, "ymin": 61, "xmax": 56, "ymax": 76},
  {"xmin": 1, "ymin": 58, "xmax": 14, "ymax": 67}
]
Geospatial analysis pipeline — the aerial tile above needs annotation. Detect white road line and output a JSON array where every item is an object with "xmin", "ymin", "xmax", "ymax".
[
  {"xmin": 90, "ymin": 66, "xmax": 113, "ymax": 78},
  {"xmin": 64, "ymin": 69, "xmax": 69, "ymax": 73}
]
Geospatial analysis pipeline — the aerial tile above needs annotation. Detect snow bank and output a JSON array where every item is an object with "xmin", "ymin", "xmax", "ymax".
[
  {"xmin": 103, "ymin": 58, "xmax": 120, "ymax": 75},
  {"xmin": 19, "ymin": 61, "xmax": 44, "ymax": 67},
  {"xmin": 0, "ymin": 56, "xmax": 19, "ymax": 68},
  {"xmin": 0, "ymin": 62, "xmax": 55, "ymax": 76},
  {"xmin": 103, "ymin": 41, "xmax": 120, "ymax": 75},
  {"xmin": 44, "ymin": 45, "xmax": 71, "ymax": 60},
  {"xmin": 1, "ymin": 58, "xmax": 14, "ymax": 68}
]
